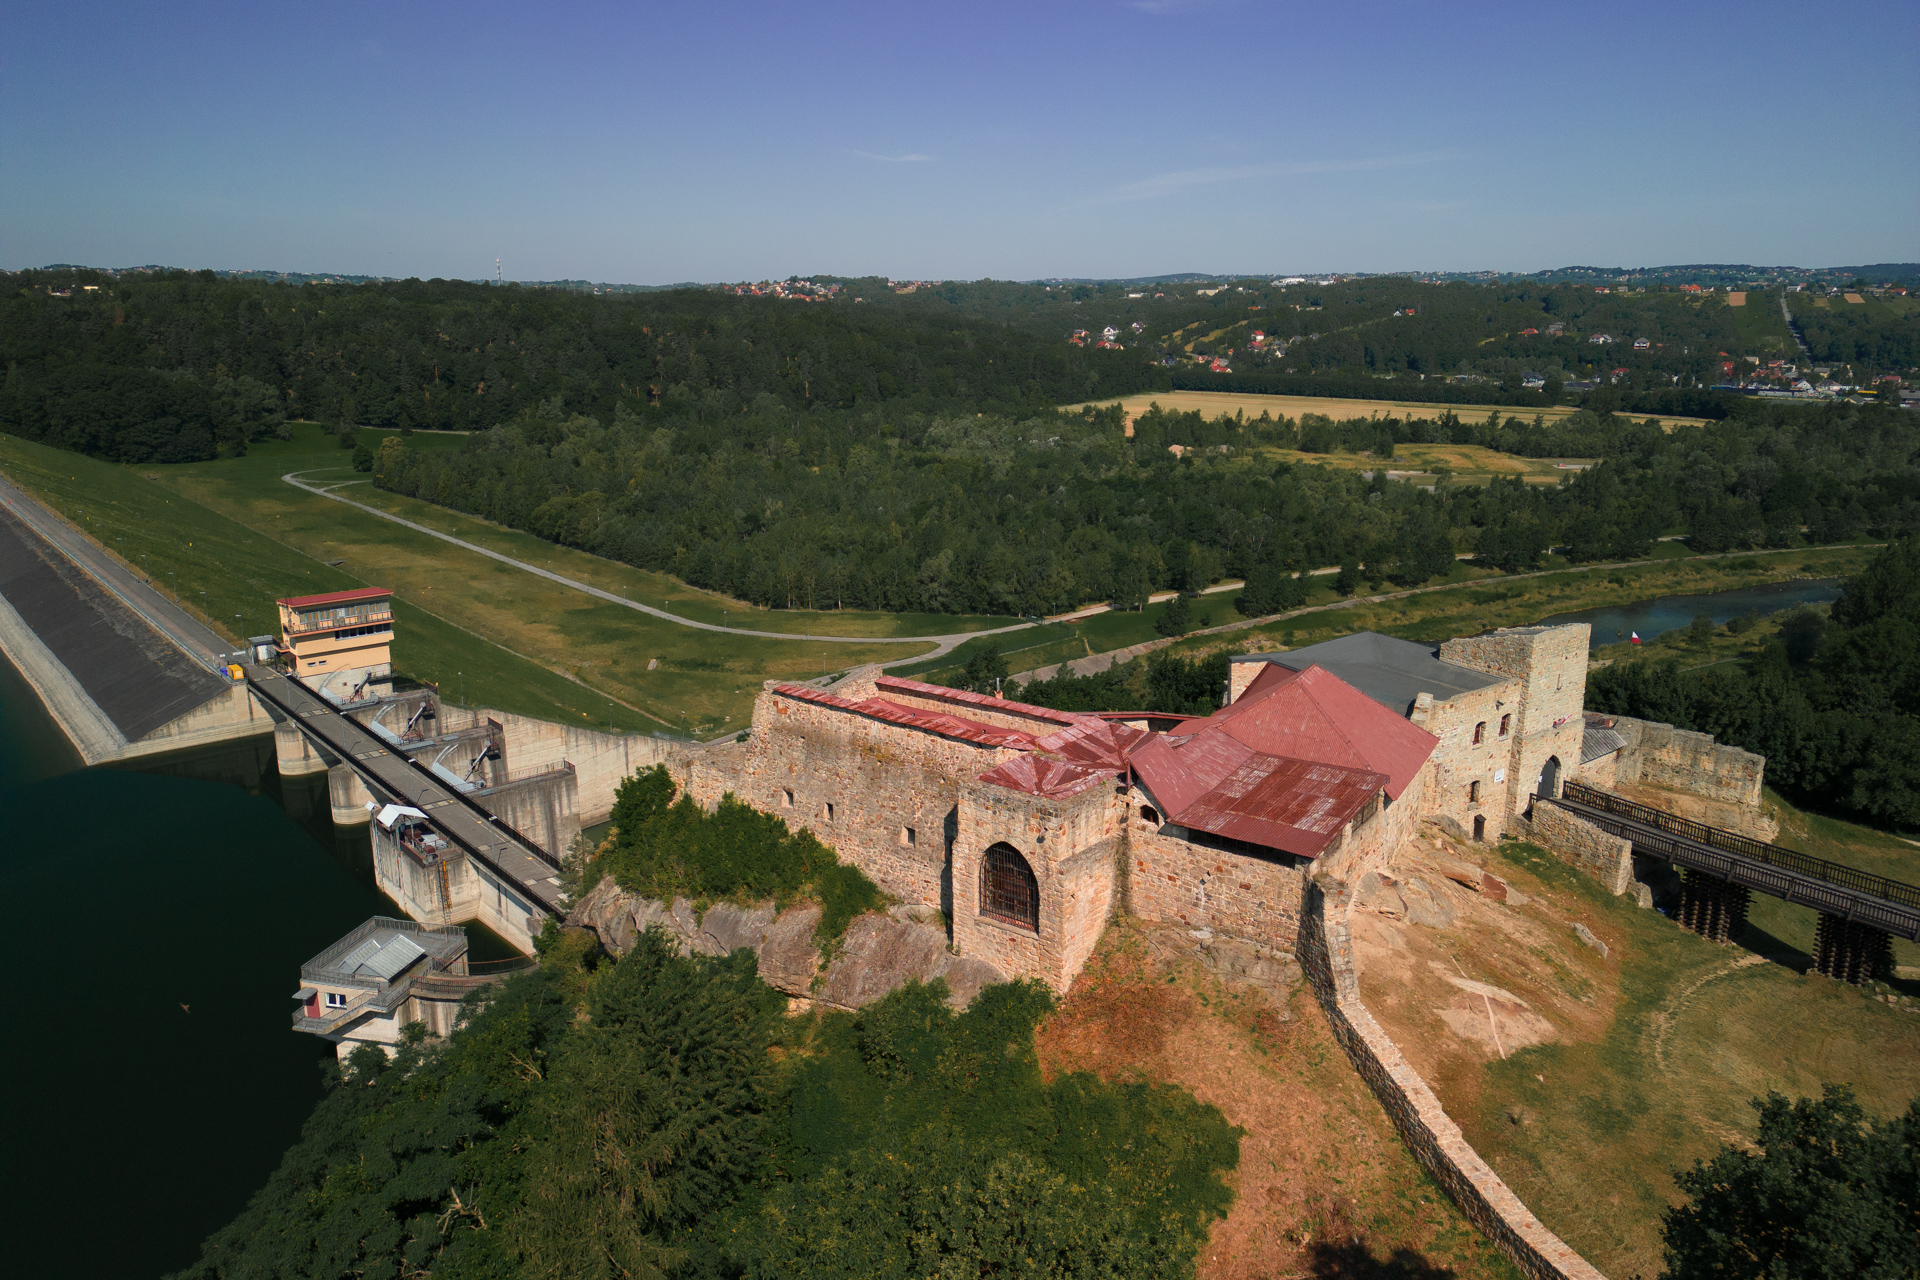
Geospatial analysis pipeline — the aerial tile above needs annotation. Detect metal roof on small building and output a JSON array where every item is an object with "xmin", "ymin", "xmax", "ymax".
[
  {"xmin": 276, "ymin": 586, "xmax": 392, "ymax": 610},
  {"xmin": 1238, "ymin": 631, "xmax": 1504, "ymax": 714},
  {"xmin": 770, "ymin": 683, "xmax": 1040, "ymax": 750},
  {"xmin": 1206, "ymin": 662, "xmax": 1437, "ymax": 799},
  {"xmin": 975, "ymin": 754, "xmax": 1114, "ymax": 800}
]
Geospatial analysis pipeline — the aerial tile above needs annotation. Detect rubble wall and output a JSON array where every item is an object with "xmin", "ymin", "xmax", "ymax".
[
  {"xmin": 1607, "ymin": 716, "xmax": 1765, "ymax": 809},
  {"xmin": 1529, "ymin": 802, "xmax": 1634, "ymax": 895}
]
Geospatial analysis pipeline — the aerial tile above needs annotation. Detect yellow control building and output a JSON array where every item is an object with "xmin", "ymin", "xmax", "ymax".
[{"xmin": 276, "ymin": 587, "xmax": 394, "ymax": 700}]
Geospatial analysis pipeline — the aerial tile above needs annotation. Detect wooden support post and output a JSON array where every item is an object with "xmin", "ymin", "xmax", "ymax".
[
  {"xmin": 1677, "ymin": 871, "xmax": 1750, "ymax": 944},
  {"xmin": 1812, "ymin": 914, "xmax": 1892, "ymax": 985}
]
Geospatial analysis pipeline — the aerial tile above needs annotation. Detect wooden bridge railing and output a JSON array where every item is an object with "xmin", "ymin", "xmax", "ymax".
[{"xmin": 1560, "ymin": 781, "xmax": 1920, "ymax": 911}]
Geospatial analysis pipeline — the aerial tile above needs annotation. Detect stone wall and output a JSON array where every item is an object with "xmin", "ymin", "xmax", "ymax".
[
  {"xmin": 1419, "ymin": 682, "xmax": 1521, "ymax": 842},
  {"xmin": 696, "ymin": 686, "xmax": 1024, "ymax": 912},
  {"xmin": 1529, "ymin": 802, "xmax": 1634, "ymax": 896},
  {"xmin": 951, "ymin": 777, "xmax": 1121, "ymax": 991},
  {"xmin": 1605, "ymin": 716, "xmax": 1765, "ymax": 809},
  {"xmin": 1300, "ymin": 877, "xmax": 1607, "ymax": 1280},
  {"xmin": 1442, "ymin": 625, "xmax": 1590, "ymax": 818},
  {"xmin": 1125, "ymin": 818, "xmax": 1310, "ymax": 952}
]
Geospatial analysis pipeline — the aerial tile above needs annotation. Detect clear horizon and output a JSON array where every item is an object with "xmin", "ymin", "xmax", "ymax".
[{"xmin": 4, "ymin": 0, "xmax": 1914, "ymax": 283}]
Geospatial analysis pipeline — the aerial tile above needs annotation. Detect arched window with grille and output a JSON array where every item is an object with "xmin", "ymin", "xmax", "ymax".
[{"xmin": 979, "ymin": 843, "xmax": 1039, "ymax": 932}]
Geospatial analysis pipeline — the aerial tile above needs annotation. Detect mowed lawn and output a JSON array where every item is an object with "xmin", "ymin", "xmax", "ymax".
[
  {"xmin": 1063, "ymin": 389, "xmax": 1715, "ymax": 430},
  {"xmin": 0, "ymin": 428, "xmax": 927, "ymax": 736}
]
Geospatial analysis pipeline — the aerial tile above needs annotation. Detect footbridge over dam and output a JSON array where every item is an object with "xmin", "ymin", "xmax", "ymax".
[
  {"xmin": 245, "ymin": 665, "xmax": 570, "ymax": 951},
  {"xmin": 1547, "ymin": 781, "xmax": 1920, "ymax": 983}
]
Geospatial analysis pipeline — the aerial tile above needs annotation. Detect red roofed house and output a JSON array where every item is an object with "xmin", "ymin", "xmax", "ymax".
[{"xmin": 680, "ymin": 624, "xmax": 1599, "ymax": 993}]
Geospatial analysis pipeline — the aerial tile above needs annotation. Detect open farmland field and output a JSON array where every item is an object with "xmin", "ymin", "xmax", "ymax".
[
  {"xmin": 1263, "ymin": 442, "xmax": 1600, "ymax": 487},
  {"xmin": 1064, "ymin": 389, "xmax": 1715, "ymax": 430},
  {"xmin": 0, "ymin": 426, "xmax": 933, "ymax": 737}
]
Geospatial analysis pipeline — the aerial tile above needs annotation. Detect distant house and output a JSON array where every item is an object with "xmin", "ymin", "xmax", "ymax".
[
  {"xmin": 1632, "ymin": 338, "xmax": 1651, "ymax": 350},
  {"xmin": 1522, "ymin": 372, "xmax": 1545, "ymax": 389},
  {"xmin": 1595, "ymin": 287, "xmax": 1611, "ymax": 294},
  {"xmin": 1131, "ymin": 321, "xmax": 1145, "ymax": 332},
  {"xmin": 1682, "ymin": 284, "xmax": 1703, "ymax": 293},
  {"xmin": 1546, "ymin": 322, "xmax": 1566, "ymax": 335},
  {"xmin": 1102, "ymin": 326, "xmax": 1120, "ymax": 340},
  {"xmin": 1589, "ymin": 334, "xmax": 1614, "ymax": 345},
  {"xmin": 1520, "ymin": 327, "xmax": 1539, "ymax": 336}
]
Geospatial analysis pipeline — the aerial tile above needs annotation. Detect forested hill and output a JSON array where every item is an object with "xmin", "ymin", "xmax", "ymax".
[
  {"xmin": 371, "ymin": 395, "xmax": 1920, "ymax": 618},
  {"xmin": 0, "ymin": 269, "xmax": 1152, "ymax": 463}
]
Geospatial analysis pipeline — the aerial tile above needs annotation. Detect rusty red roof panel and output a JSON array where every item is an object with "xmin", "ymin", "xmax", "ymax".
[
  {"xmin": 874, "ymin": 675, "xmax": 1091, "ymax": 727},
  {"xmin": 277, "ymin": 586, "xmax": 392, "ymax": 610},
  {"xmin": 1177, "ymin": 755, "xmax": 1387, "ymax": 858},
  {"xmin": 976, "ymin": 754, "xmax": 1114, "ymax": 800},
  {"xmin": 1128, "ymin": 730, "xmax": 1255, "ymax": 818},
  {"xmin": 769, "ymin": 684, "xmax": 1038, "ymax": 749},
  {"xmin": 1205, "ymin": 663, "xmax": 1435, "ymax": 798},
  {"xmin": 1031, "ymin": 717, "xmax": 1152, "ymax": 770}
]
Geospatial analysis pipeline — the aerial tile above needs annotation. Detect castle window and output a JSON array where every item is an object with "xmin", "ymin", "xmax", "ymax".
[
  {"xmin": 980, "ymin": 843, "xmax": 1039, "ymax": 932},
  {"xmin": 1473, "ymin": 815, "xmax": 1487, "ymax": 842},
  {"xmin": 1139, "ymin": 805, "xmax": 1159, "ymax": 825},
  {"xmin": 1472, "ymin": 721, "xmax": 1486, "ymax": 745},
  {"xmin": 901, "ymin": 826, "xmax": 916, "ymax": 846},
  {"xmin": 780, "ymin": 788, "xmax": 794, "ymax": 807},
  {"xmin": 1499, "ymin": 714, "xmax": 1511, "ymax": 738},
  {"xmin": 824, "ymin": 802, "xmax": 835, "ymax": 823},
  {"xmin": 1469, "ymin": 780, "xmax": 1480, "ymax": 803}
]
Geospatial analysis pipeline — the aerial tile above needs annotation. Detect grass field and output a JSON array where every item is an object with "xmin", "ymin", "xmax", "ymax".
[
  {"xmin": 1155, "ymin": 545, "xmax": 1878, "ymax": 667},
  {"xmin": 1063, "ymin": 389, "xmax": 1716, "ymax": 430},
  {"xmin": 1261, "ymin": 442, "xmax": 1601, "ymax": 487},
  {"xmin": 1370, "ymin": 821, "xmax": 1920, "ymax": 1279},
  {"xmin": 0, "ymin": 427, "xmax": 934, "ymax": 736}
]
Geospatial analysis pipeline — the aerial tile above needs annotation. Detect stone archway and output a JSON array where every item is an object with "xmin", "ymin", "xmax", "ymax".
[
  {"xmin": 1535, "ymin": 755, "xmax": 1562, "ymax": 799},
  {"xmin": 979, "ymin": 842, "xmax": 1039, "ymax": 932}
]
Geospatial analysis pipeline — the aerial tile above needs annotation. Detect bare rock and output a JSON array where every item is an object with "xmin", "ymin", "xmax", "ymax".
[
  {"xmin": 1197, "ymin": 935, "xmax": 1302, "ymax": 997},
  {"xmin": 1478, "ymin": 873, "xmax": 1509, "ymax": 903},
  {"xmin": 1573, "ymin": 922, "xmax": 1609, "ymax": 957},
  {"xmin": 1630, "ymin": 881, "xmax": 1655, "ymax": 909},
  {"xmin": 817, "ymin": 915, "xmax": 1005, "ymax": 1009},
  {"xmin": 1356, "ymin": 871, "xmax": 1407, "ymax": 918},
  {"xmin": 1432, "ymin": 815, "xmax": 1471, "ymax": 843},
  {"xmin": 757, "ymin": 905, "xmax": 824, "ymax": 993},
  {"xmin": 699, "ymin": 900, "xmax": 780, "ymax": 954},
  {"xmin": 1400, "ymin": 876, "xmax": 1457, "ymax": 929},
  {"xmin": 1436, "ymin": 858, "xmax": 1486, "ymax": 892}
]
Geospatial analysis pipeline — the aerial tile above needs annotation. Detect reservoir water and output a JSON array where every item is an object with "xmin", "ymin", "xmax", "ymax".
[
  {"xmin": 0, "ymin": 653, "xmax": 513, "ymax": 1278},
  {"xmin": 1538, "ymin": 577, "xmax": 1842, "ymax": 649}
]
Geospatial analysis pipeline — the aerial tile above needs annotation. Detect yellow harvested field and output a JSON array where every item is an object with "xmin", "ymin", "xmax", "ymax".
[
  {"xmin": 1264, "ymin": 442, "xmax": 1598, "ymax": 486},
  {"xmin": 1727, "ymin": 292, "xmax": 1747, "ymax": 306},
  {"xmin": 1845, "ymin": 293, "xmax": 1866, "ymax": 304},
  {"xmin": 1065, "ymin": 388, "xmax": 1712, "ymax": 429}
]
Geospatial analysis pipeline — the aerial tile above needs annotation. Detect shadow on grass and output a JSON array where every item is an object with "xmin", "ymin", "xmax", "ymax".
[{"xmin": 1308, "ymin": 1240, "xmax": 1458, "ymax": 1280}]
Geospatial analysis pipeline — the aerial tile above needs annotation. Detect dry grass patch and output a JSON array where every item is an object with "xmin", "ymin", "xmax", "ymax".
[
  {"xmin": 1038, "ymin": 922, "xmax": 1523, "ymax": 1280},
  {"xmin": 1064, "ymin": 389, "xmax": 1714, "ymax": 430}
]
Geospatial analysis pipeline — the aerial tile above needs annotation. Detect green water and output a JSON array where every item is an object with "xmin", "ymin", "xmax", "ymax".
[{"xmin": 0, "ymin": 654, "xmax": 511, "ymax": 1277}]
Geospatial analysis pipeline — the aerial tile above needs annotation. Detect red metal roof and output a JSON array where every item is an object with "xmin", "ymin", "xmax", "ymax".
[
  {"xmin": 277, "ymin": 587, "xmax": 392, "ymax": 610},
  {"xmin": 873, "ymin": 675, "xmax": 1088, "ymax": 728},
  {"xmin": 976, "ymin": 754, "xmax": 1114, "ymax": 801},
  {"xmin": 1203, "ymin": 662, "xmax": 1435, "ymax": 799},
  {"xmin": 1129, "ymin": 729, "xmax": 1388, "ymax": 858},
  {"xmin": 1030, "ymin": 717, "xmax": 1152, "ymax": 771},
  {"xmin": 770, "ymin": 684, "xmax": 1038, "ymax": 750}
]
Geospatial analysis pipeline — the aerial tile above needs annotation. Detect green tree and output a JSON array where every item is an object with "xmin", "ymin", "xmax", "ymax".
[
  {"xmin": 1660, "ymin": 1086, "xmax": 1918, "ymax": 1280},
  {"xmin": 1154, "ymin": 593, "xmax": 1192, "ymax": 637}
]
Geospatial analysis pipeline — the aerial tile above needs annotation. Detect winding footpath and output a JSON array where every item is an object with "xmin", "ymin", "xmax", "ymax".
[
  {"xmin": 284, "ymin": 472, "xmax": 1863, "ymax": 685},
  {"xmin": 282, "ymin": 472, "xmax": 1033, "ymax": 666}
]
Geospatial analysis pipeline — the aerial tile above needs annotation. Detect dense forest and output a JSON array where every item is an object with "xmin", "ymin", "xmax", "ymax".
[
  {"xmin": 178, "ymin": 770, "xmax": 1240, "ymax": 1279},
  {"xmin": 0, "ymin": 269, "xmax": 1153, "ymax": 462},
  {"xmin": 361, "ymin": 395, "xmax": 1920, "ymax": 617},
  {"xmin": 1589, "ymin": 539, "xmax": 1920, "ymax": 828}
]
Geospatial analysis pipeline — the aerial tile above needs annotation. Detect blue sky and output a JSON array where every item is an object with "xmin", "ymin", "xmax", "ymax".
[{"xmin": 3, "ymin": 0, "xmax": 1914, "ymax": 282}]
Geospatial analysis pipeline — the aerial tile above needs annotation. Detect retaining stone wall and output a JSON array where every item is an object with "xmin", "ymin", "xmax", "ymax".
[
  {"xmin": 1608, "ymin": 716, "xmax": 1764, "ymax": 809},
  {"xmin": 1300, "ymin": 878, "xmax": 1608, "ymax": 1280},
  {"xmin": 438, "ymin": 704, "xmax": 672, "ymax": 825},
  {"xmin": 1529, "ymin": 803, "xmax": 1634, "ymax": 895}
]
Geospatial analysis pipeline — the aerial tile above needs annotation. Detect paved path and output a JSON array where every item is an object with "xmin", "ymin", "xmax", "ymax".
[{"xmin": 282, "ymin": 472, "xmax": 1034, "ymax": 665}]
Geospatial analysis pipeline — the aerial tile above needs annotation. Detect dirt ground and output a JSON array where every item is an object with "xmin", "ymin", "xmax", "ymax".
[
  {"xmin": 1346, "ymin": 821, "xmax": 1920, "ymax": 1279},
  {"xmin": 1036, "ymin": 922, "xmax": 1523, "ymax": 1280}
]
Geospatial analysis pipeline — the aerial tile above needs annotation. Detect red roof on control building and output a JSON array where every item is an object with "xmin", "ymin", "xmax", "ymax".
[{"xmin": 277, "ymin": 587, "xmax": 392, "ymax": 610}]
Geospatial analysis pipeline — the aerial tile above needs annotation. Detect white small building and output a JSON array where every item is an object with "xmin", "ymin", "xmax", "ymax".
[{"xmin": 292, "ymin": 917, "xmax": 505, "ymax": 1059}]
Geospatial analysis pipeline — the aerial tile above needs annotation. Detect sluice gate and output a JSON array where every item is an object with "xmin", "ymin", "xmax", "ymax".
[{"xmin": 1546, "ymin": 781, "xmax": 1920, "ymax": 982}]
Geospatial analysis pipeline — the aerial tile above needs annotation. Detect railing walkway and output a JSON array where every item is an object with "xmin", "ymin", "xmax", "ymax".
[
  {"xmin": 1549, "ymin": 781, "xmax": 1920, "ymax": 940},
  {"xmin": 245, "ymin": 664, "xmax": 565, "ymax": 918}
]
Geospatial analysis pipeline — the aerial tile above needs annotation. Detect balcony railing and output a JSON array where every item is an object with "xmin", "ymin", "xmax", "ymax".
[{"xmin": 283, "ymin": 611, "xmax": 394, "ymax": 637}]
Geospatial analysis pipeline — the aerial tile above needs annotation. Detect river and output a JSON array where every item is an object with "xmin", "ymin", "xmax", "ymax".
[
  {"xmin": 0, "ymin": 654, "xmax": 513, "ymax": 1277},
  {"xmin": 1537, "ymin": 577, "xmax": 1841, "ymax": 649}
]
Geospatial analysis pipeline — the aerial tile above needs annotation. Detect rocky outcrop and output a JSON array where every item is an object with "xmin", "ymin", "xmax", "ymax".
[{"xmin": 569, "ymin": 878, "xmax": 1006, "ymax": 1009}]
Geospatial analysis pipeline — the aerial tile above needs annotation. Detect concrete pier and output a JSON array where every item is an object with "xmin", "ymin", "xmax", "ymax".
[
  {"xmin": 275, "ymin": 719, "xmax": 329, "ymax": 776},
  {"xmin": 328, "ymin": 763, "xmax": 374, "ymax": 825}
]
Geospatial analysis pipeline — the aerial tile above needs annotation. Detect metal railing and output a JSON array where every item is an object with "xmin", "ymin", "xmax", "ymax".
[
  {"xmin": 1560, "ymin": 781, "xmax": 1920, "ymax": 910},
  {"xmin": 476, "ymin": 759, "xmax": 575, "ymax": 790}
]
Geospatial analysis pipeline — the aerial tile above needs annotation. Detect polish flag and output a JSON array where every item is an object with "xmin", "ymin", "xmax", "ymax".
[{"xmin": 1630, "ymin": 631, "xmax": 1642, "ymax": 645}]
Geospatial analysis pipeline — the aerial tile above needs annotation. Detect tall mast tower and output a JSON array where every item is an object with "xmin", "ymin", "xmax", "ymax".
[{"xmin": 495, "ymin": 257, "xmax": 502, "ymax": 286}]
